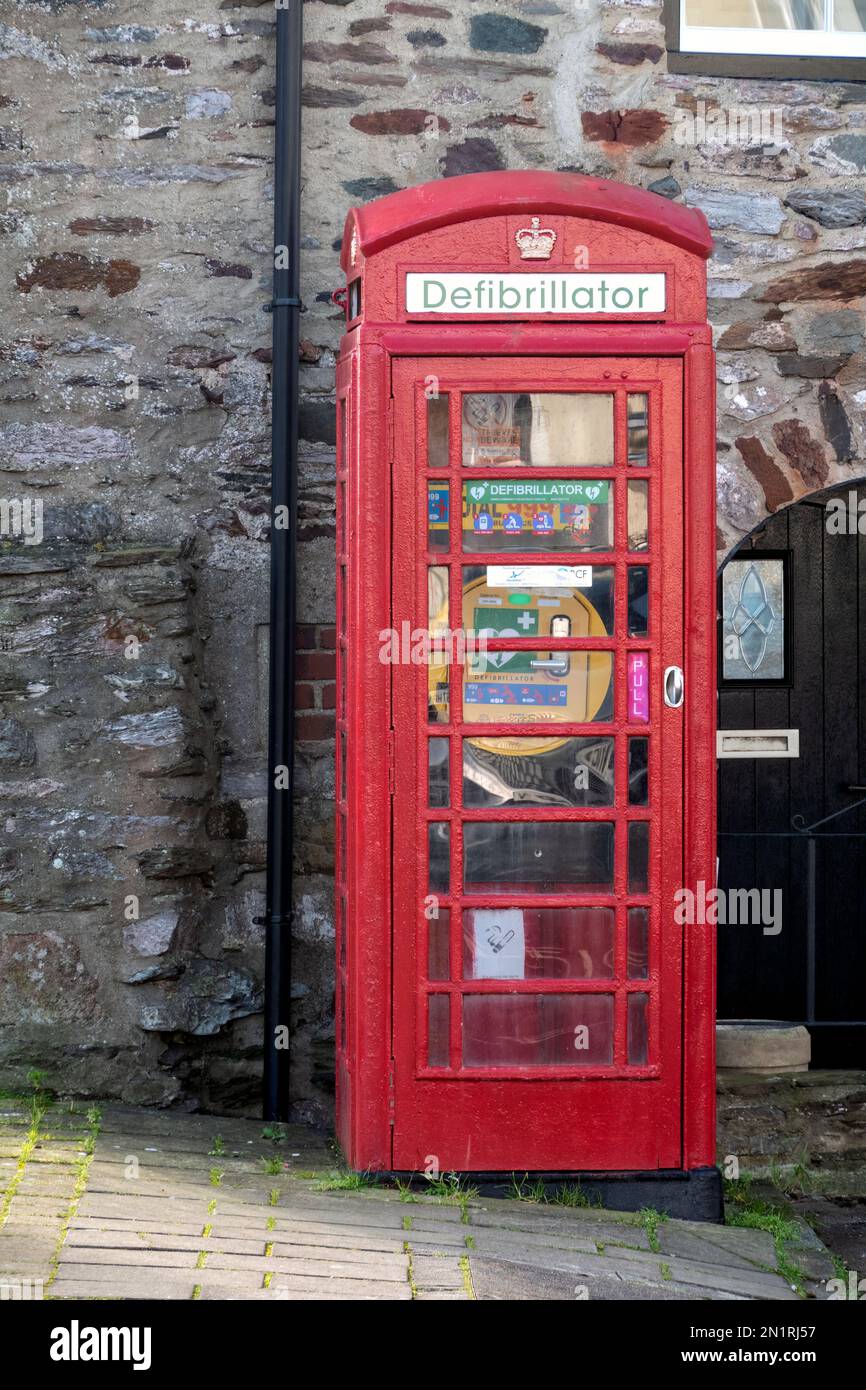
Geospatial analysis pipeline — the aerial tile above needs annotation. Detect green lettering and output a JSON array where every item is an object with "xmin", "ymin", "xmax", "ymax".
[{"xmin": 423, "ymin": 279, "xmax": 447, "ymax": 309}]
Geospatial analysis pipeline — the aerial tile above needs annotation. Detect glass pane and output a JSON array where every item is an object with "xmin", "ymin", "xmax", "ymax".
[
  {"xmin": 429, "ymin": 679, "xmax": 449, "ymax": 724},
  {"xmin": 427, "ymin": 483, "xmax": 450, "ymax": 552},
  {"xmin": 627, "ymin": 907, "xmax": 649, "ymax": 980},
  {"xmin": 628, "ymin": 822, "xmax": 649, "ymax": 894},
  {"xmin": 463, "ymin": 736, "xmax": 615, "ymax": 808},
  {"xmin": 464, "ymin": 821, "xmax": 614, "ymax": 893},
  {"xmin": 427, "ymin": 994, "xmax": 450, "ymax": 1067},
  {"xmin": 428, "ymin": 564, "xmax": 451, "ymax": 723},
  {"xmin": 627, "ymin": 993, "xmax": 649, "ymax": 1066},
  {"xmin": 428, "ymin": 565, "xmax": 449, "ymax": 633},
  {"xmin": 463, "ymin": 906, "xmax": 615, "ymax": 980},
  {"xmin": 628, "ymin": 480, "xmax": 649, "ymax": 552},
  {"xmin": 684, "ymin": 0, "xmax": 822, "ymax": 27},
  {"xmin": 462, "ymin": 392, "xmax": 613, "ymax": 467},
  {"xmin": 463, "ymin": 993, "xmax": 614, "ymax": 1067},
  {"xmin": 428, "ymin": 737, "xmax": 449, "ymax": 807},
  {"xmin": 462, "ymin": 563, "xmax": 613, "ymax": 640},
  {"xmin": 721, "ymin": 558, "xmax": 785, "ymax": 681},
  {"xmin": 428, "ymin": 823, "xmax": 450, "ymax": 894},
  {"xmin": 462, "ymin": 479, "xmax": 613, "ymax": 553},
  {"xmin": 627, "ymin": 652, "xmax": 650, "ymax": 724},
  {"xmin": 427, "ymin": 393, "xmax": 449, "ymax": 468},
  {"xmin": 628, "ymin": 566, "xmax": 649, "ymax": 637},
  {"xmin": 627, "ymin": 394, "xmax": 648, "ymax": 466},
  {"xmin": 628, "ymin": 738, "xmax": 648, "ymax": 807},
  {"xmin": 428, "ymin": 907, "xmax": 451, "ymax": 981},
  {"xmin": 835, "ymin": 0, "xmax": 866, "ymax": 30},
  {"xmin": 464, "ymin": 651, "xmax": 614, "ymax": 725}
]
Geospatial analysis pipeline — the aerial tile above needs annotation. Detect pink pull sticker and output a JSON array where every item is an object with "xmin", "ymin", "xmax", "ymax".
[{"xmin": 628, "ymin": 652, "xmax": 650, "ymax": 723}]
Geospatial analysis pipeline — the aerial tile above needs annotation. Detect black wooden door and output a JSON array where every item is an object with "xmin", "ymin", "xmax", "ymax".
[{"xmin": 718, "ymin": 493, "xmax": 866, "ymax": 1065}]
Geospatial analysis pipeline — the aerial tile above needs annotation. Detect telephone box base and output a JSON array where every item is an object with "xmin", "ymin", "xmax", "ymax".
[{"xmin": 372, "ymin": 1166, "xmax": 724, "ymax": 1223}]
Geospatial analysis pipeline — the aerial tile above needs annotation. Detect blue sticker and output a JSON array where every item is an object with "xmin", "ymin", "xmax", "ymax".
[
  {"xmin": 503, "ymin": 512, "xmax": 524, "ymax": 532},
  {"xmin": 464, "ymin": 683, "xmax": 568, "ymax": 707},
  {"xmin": 428, "ymin": 488, "xmax": 449, "ymax": 524}
]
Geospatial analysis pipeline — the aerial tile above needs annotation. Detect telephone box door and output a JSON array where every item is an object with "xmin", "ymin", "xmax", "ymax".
[{"xmin": 391, "ymin": 356, "xmax": 685, "ymax": 1172}]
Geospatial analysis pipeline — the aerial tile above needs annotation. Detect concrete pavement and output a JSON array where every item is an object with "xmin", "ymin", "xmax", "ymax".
[{"xmin": 0, "ymin": 1100, "xmax": 838, "ymax": 1301}]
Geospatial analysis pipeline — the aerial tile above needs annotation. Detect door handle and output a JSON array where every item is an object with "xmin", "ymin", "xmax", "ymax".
[
  {"xmin": 530, "ymin": 658, "xmax": 569, "ymax": 675},
  {"xmin": 664, "ymin": 665, "xmax": 684, "ymax": 708}
]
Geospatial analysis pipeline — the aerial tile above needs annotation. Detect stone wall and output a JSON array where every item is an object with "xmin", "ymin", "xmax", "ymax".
[
  {"xmin": 718, "ymin": 1072, "xmax": 866, "ymax": 1194},
  {"xmin": 1, "ymin": 0, "xmax": 864, "ymax": 1120}
]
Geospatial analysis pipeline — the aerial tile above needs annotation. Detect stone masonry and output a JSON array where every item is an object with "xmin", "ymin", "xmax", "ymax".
[{"xmin": 0, "ymin": 1, "xmax": 864, "ymax": 1121}]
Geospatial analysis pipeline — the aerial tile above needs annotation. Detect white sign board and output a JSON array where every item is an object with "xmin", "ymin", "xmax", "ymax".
[
  {"xmin": 470, "ymin": 909, "xmax": 526, "ymax": 981},
  {"xmin": 406, "ymin": 272, "xmax": 666, "ymax": 316}
]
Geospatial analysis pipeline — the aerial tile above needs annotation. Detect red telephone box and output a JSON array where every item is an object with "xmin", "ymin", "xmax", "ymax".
[{"xmin": 334, "ymin": 172, "xmax": 719, "ymax": 1217}]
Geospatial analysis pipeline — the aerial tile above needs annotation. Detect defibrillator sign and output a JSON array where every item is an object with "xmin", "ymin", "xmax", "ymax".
[{"xmin": 406, "ymin": 272, "xmax": 666, "ymax": 316}]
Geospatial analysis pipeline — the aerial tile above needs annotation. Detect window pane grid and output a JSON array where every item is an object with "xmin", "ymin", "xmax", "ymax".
[{"xmin": 417, "ymin": 379, "xmax": 662, "ymax": 1075}]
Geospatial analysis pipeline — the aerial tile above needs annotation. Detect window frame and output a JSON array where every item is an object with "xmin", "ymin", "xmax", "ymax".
[
  {"xmin": 665, "ymin": 0, "xmax": 866, "ymax": 79},
  {"xmin": 717, "ymin": 550, "xmax": 792, "ymax": 691}
]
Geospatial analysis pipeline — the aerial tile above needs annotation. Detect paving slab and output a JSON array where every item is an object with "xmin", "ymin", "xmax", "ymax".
[
  {"xmin": 468, "ymin": 1256, "xmax": 746, "ymax": 1302},
  {"xmin": 0, "ymin": 1100, "xmax": 836, "ymax": 1301}
]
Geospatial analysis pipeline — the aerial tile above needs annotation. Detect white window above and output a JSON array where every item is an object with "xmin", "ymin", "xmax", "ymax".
[{"xmin": 680, "ymin": 0, "xmax": 866, "ymax": 59}]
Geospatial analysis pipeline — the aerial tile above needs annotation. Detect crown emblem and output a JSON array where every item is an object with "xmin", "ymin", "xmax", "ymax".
[{"xmin": 515, "ymin": 216, "xmax": 557, "ymax": 260}]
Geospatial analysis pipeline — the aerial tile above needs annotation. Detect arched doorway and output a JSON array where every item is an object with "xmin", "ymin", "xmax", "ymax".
[{"xmin": 718, "ymin": 480, "xmax": 866, "ymax": 1065}]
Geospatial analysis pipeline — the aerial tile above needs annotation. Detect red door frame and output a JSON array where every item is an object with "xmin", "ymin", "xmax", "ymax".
[
  {"xmin": 392, "ymin": 354, "xmax": 683, "ymax": 1172},
  {"xmin": 335, "ymin": 323, "xmax": 716, "ymax": 1175}
]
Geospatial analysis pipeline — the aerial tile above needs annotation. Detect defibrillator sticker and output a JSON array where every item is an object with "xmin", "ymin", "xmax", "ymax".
[
  {"xmin": 464, "ymin": 683, "xmax": 568, "ymax": 706},
  {"xmin": 468, "ymin": 481, "xmax": 609, "ymax": 507},
  {"xmin": 486, "ymin": 566, "xmax": 592, "ymax": 589}
]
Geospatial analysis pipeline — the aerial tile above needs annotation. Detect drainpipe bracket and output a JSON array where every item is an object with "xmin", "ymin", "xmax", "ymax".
[{"xmin": 263, "ymin": 297, "xmax": 302, "ymax": 313}]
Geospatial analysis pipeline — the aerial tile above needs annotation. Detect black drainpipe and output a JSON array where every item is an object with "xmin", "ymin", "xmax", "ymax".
[{"xmin": 264, "ymin": 0, "xmax": 302, "ymax": 1122}]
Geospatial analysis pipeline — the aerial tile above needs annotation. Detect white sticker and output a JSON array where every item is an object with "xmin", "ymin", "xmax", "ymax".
[
  {"xmin": 486, "ymin": 565, "xmax": 592, "ymax": 588},
  {"xmin": 470, "ymin": 909, "xmax": 526, "ymax": 980}
]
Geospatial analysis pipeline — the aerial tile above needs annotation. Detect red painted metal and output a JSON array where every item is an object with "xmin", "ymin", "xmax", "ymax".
[
  {"xmin": 341, "ymin": 171, "xmax": 713, "ymax": 269},
  {"xmin": 335, "ymin": 173, "xmax": 716, "ymax": 1177}
]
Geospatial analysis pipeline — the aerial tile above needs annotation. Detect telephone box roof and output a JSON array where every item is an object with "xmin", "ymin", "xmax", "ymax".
[{"xmin": 341, "ymin": 170, "xmax": 713, "ymax": 271}]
